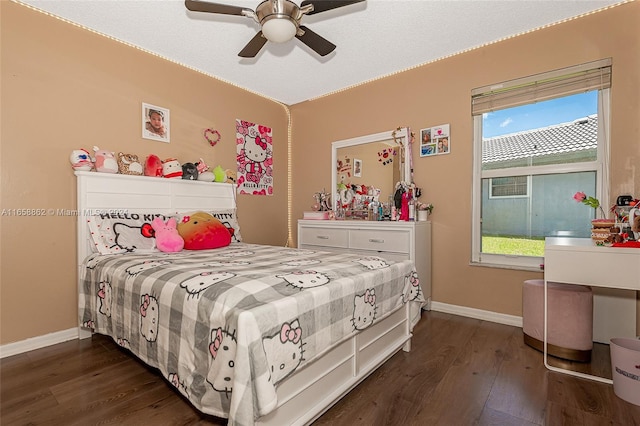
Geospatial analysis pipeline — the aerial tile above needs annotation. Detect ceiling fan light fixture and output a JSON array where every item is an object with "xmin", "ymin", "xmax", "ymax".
[{"xmin": 261, "ymin": 17, "xmax": 297, "ymax": 43}]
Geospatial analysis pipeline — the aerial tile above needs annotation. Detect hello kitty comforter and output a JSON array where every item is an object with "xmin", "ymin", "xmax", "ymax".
[{"xmin": 79, "ymin": 243, "xmax": 424, "ymax": 425}]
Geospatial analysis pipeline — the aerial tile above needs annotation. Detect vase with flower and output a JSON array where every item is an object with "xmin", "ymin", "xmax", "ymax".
[
  {"xmin": 416, "ymin": 202, "xmax": 433, "ymax": 221},
  {"xmin": 573, "ymin": 191, "xmax": 615, "ymax": 243}
]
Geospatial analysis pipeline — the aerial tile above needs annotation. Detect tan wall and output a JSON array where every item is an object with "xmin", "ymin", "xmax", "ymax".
[
  {"xmin": 0, "ymin": 2, "xmax": 288, "ymax": 344},
  {"xmin": 291, "ymin": 2, "xmax": 640, "ymax": 324},
  {"xmin": 2, "ymin": 1, "xmax": 638, "ymax": 347}
]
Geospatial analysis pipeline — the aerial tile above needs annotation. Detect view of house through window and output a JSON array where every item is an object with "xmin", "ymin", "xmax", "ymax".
[
  {"xmin": 481, "ymin": 93, "xmax": 598, "ymax": 258},
  {"xmin": 471, "ymin": 60, "xmax": 611, "ymax": 269}
]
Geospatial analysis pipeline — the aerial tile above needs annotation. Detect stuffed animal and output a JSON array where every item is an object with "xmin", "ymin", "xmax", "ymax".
[
  {"xmin": 195, "ymin": 158, "xmax": 214, "ymax": 181},
  {"xmin": 213, "ymin": 165, "xmax": 227, "ymax": 183},
  {"xmin": 145, "ymin": 154, "xmax": 163, "ymax": 177},
  {"xmin": 225, "ymin": 168, "xmax": 237, "ymax": 184},
  {"xmin": 177, "ymin": 211, "xmax": 231, "ymax": 250},
  {"xmin": 162, "ymin": 158, "xmax": 182, "ymax": 179},
  {"xmin": 195, "ymin": 158, "xmax": 209, "ymax": 174},
  {"xmin": 93, "ymin": 146, "xmax": 118, "ymax": 173},
  {"xmin": 117, "ymin": 152, "xmax": 143, "ymax": 175},
  {"xmin": 182, "ymin": 162, "xmax": 199, "ymax": 180},
  {"xmin": 151, "ymin": 217, "xmax": 184, "ymax": 253},
  {"xmin": 69, "ymin": 149, "xmax": 93, "ymax": 171}
]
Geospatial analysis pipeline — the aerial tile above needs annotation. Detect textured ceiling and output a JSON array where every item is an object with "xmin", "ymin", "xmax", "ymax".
[{"xmin": 18, "ymin": 0, "xmax": 623, "ymax": 105}]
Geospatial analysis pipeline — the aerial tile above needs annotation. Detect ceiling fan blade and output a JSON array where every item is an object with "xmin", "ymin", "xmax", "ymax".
[
  {"xmin": 296, "ymin": 26, "xmax": 336, "ymax": 57},
  {"xmin": 185, "ymin": 0, "xmax": 249, "ymax": 16},
  {"xmin": 238, "ymin": 31, "xmax": 268, "ymax": 58},
  {"xmin": 300, "ymin": 0, "xmax": 365, "ymax": 15}
]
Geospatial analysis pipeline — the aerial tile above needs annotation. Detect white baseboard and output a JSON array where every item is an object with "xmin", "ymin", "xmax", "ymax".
[
  {"xmin": 0, "ymin": 303, "xmax": 523, "ymax": 359},
  {"xmin": 0, "ymin": 328, "xmax": 78, "ymax": 359},
  {"xmin": 430, "ymin": 301, "xmax": 523, "ymax": 328}
]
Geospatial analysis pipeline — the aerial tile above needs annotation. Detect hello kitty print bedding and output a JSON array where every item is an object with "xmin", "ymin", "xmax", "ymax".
[{"xmin": 79, "ymin": 243, "xmax": 424, "ymax": 425}]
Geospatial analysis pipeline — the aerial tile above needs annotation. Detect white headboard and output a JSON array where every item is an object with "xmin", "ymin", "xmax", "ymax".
[{"xmin": 75, "ymin": 171, "xmax": 236, "ymax": 266}]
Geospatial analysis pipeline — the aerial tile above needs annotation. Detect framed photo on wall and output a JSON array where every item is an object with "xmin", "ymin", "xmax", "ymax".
[
  {"xmin": 142, "ymin": 102, "xmax": 170, "ymax": 142},
  {"xmin": 353, "ymin": 158, "xmax": 362, "ymax": 177},
  {"xmin": 420, "ymin": 124, "xmax": 450, "ymax": 157}
]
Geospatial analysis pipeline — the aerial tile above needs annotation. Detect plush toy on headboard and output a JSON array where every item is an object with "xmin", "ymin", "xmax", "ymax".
[
  {"xmin": 145, "ymin": 154, "xmax": 163, "ymax": 177},
  {"xmin": 117, "ymin": 152, "xmax": 143, "ymax": 175},
  {"xmin": 70, "ymin": 149, "xmax": 93, "ymax": 171},
  {"xmin": 225, "ymin": 168, "xmax": 237, "ymax": 184},
  {"xmin": 162, "ymin": 158, "xmax": 182, "ymax": 179},
  {"xmin": 182, "ymin": 162, "xmax": 199, "ymax": 180},
  {"xmin": 151, "ymin": 217, "xmax": 184, "ymax": 253},
  {"xmin": 93, "ymin": 146, "xmax": 118, "ymax": 173},
  {"xmin": 196, "ymin": 158, "xmax": 215, "ymax": 182}
]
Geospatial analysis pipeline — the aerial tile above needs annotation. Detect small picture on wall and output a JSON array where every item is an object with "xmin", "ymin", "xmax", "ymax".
[
  {"xmin": 353, "ymin": 158, "xmax": 362, "ymax": 177},
  {"xmin": 142, "ymin": 102, "xmax": 170, "ymax": 142},
  {"xmin": 420, "ymin": 124, "xmax": 450, "ymax": 157}
]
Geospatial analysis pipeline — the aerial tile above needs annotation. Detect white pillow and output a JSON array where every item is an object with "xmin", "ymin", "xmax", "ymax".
[{"xmin": 86, "ymin": 212, "xmax": 169, "ymax": 254}]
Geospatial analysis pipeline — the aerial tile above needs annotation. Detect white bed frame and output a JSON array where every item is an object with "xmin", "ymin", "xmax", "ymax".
[{"xmin": 75, "ymin": 171, "xmax": 415, "ymax": 426}]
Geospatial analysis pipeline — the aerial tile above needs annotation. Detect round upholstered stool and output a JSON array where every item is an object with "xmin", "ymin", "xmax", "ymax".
[{"xmin": 522, "ymin": 279, "xmax": 593, "ymax": 362}]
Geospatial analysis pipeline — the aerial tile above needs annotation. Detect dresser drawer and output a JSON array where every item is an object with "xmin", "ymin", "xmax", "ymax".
[
  {"xmin": 350, "ymin": 249, "xmax": 409, "ymax": 263},
  {"xmin": 299, "ymin": 226, "xmax": 348, "ymax": 248},
  {"xmin": 349, "ymin": 229, "xmax": 410, "ymax": 254}
]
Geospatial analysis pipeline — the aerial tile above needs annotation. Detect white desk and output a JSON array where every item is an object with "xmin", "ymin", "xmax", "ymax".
[{"xmin": 544, "ymin": 237, "xmax": 640, "ymax": 384}]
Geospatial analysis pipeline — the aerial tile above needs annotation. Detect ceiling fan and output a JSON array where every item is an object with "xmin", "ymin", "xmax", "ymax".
[{"xmin": 185, "ymin": 0, "xmax": 365, "ymax": 58}]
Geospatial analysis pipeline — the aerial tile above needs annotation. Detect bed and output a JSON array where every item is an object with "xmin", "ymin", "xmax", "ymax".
[{"xmin": 75, "ymin": 171, "xmax": 424, "ymax": 426}]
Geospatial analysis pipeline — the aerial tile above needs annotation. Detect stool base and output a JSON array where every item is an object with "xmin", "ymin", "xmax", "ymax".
[{"xmin": 524, "ymin": 333, "xmax": 592, "ymax": 363}]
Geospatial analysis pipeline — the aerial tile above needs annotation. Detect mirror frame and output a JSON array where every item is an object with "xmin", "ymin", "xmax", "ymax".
[{"xmin": 331, "ymin": 127, "xmax": 412, "ymax": 210}]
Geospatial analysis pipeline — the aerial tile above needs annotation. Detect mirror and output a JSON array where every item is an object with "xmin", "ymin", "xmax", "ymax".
[{"xmin": 331, "ymin": 127, "xmax": 412, "ymax": 213}]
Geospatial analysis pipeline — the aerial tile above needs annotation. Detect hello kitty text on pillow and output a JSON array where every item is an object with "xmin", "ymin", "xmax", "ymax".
[
  {"xmin": 176, "ymin": 211, "xmax": 232, "ymax": 250},
  {"xmin": 87, "ymin": 212, "xmax": 170, "ymax": 254},
  {"xmin": 175, "ymin": 209, "xmax": 242, "ymax": 243}
]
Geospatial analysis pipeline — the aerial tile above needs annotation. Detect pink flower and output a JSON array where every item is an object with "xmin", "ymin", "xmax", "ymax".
[{"xmin": 573, "ymin": 192, "xmax": 586, "ymax": 202}]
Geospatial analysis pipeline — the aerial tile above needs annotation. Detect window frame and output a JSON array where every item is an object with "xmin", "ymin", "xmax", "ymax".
[{"xmin": 471, "ymin": 86, "xmax": 610, "ymax": 271}]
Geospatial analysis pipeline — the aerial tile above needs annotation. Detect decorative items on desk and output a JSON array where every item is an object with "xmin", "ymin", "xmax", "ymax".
[{"xmin": 574, "ymin": 191, "xmax": 640, "ymax": 245}]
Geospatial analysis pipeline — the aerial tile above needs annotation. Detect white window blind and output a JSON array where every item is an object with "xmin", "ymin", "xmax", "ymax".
[{"xmin": 471, "ymin": 58, "xmax": 611, "ymax": 115}]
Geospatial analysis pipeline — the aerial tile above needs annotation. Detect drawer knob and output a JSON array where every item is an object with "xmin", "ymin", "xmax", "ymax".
[
  {"xmin": 369, "ymin": 238, "xmax": 385, "ymax": 243},
  {"xmin": 316, "ymin": 235, "xmax": 329, "ymax": 240}
]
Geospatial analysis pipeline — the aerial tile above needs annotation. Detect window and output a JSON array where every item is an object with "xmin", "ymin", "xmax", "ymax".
[
  {"xmin": 471, "ymin": 59, "xmax": 611, "ymax": 270},
  {"xmin": 490, "ymin": 176, "xmax": 528, "ymax": 198}
]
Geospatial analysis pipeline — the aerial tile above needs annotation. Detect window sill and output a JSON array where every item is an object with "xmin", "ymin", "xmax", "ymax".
[{"xmin": 469, "ymin": 260, "xmax": 544, "ymax": 273}]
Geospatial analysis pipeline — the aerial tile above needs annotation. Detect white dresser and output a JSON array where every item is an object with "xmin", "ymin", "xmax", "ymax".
[{"xmin": 298, "ymin": 219, "xmax": 432, "ymax": 309}]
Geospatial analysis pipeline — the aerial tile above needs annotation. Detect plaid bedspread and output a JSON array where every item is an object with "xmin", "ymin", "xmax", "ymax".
[{"xmin": 79, "ymin": 243, "xmax": 424, "ymax": 425}]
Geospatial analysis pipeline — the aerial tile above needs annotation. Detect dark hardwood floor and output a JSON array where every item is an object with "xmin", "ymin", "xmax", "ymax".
[{"xmin": 2, "ymin": 311, "xmax": 639, "ymax": 425}]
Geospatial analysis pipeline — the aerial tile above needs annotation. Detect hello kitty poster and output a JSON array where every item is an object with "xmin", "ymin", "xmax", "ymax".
[{"xmin": 236, "ymin": 119, "xmax": 273, "ymax": 195}]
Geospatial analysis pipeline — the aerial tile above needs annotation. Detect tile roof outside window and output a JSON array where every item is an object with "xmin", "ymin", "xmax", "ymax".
[{"xmin": 482, "ymin": 114, "xmax": 597, "ymax": 165}]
